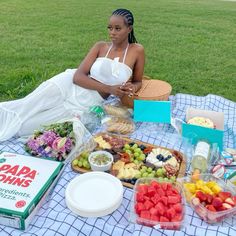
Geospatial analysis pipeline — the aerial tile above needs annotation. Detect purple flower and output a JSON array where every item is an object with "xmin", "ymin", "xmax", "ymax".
[
  {"xmin": 27, "ymin": 138, "xmax": 40, "ymax": 151},
  {"xmin": 42, "ymin": 131, "xmax": 57, "ymax": 146},
  {"xmin": 65, "ymin": 138, "xmax": 73, "ymax": 152}
]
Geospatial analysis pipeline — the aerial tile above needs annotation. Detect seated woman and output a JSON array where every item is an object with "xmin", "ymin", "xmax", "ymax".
[{"xmin": 0, "ymin": 8, "xmax": 145, "ymax": 141}]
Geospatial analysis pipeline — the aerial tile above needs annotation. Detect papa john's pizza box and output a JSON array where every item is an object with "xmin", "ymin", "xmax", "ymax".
[
  {"xmin": 0, "ymin": 152, "xmax": 64, "ymax": 230},
  {"xmin": 182, "ymin": 107, "xmax": 224, "ymax": 151}
]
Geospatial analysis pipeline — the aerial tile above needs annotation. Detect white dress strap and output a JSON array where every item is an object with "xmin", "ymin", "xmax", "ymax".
[
  {"xmin": 122, "ymin": 44, "xmax": 129, "ymax": 63},
  {"xmin": 104, "ymin": 44, "xmax": 113, "ymax": 58}
]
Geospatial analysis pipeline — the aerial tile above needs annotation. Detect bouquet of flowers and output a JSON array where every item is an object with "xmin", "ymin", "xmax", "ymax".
[{"xmin": 25, "ymin": 121, "xmax": 76, "ymax": 161}]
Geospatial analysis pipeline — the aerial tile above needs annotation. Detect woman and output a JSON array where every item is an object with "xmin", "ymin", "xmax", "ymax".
[{"xmin": 0, "ymin": 8, "xmax": 145, "ymax": 141}]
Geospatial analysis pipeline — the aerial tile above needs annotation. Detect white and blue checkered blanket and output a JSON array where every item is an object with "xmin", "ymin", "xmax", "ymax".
[{"xmin": 0, "ymin": 93, "xmax": 236, "ymax": 236}]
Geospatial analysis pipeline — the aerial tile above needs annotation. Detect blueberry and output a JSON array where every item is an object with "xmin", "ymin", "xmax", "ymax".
[{"xmin": 139, "ymin": 144, "xmax": 146, "ymax": 150}]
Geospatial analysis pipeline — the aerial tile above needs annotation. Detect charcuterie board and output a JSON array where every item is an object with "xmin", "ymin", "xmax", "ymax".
[{"xmin": 71, "ymin": 133, "xmax": 186, "ymax": 188}]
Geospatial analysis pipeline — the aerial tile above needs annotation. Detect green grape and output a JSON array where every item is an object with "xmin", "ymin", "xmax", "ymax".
[
  {"xmin": 134, "ymin": 152, "xmax": 140, "ymax": 158},
  {"xmin": 80, "ymin": 151, "xmax": 89, "ymax": 159},
  {"xmin": 142, "ymin": 172, "xmax": 148, "ymax": 177},
  {"xmin": 148, "ymin": 173, "xmax": 155, "ymax": 178},
  {"xmin": 158, "ymin": 177, "xmax": 164, "ymax": 182},
  {"xmin": 72, "ymin": 159, "xmax": 79, "ymax": 166},
  {"xmin": 138, "ymin": 154, "xmax": 146, "ymax": 161},
  {"xmin": 140, "ymin": 168, "xmax": 146, "ymax": 174},
  {"xmin": 78, "ymin": 160, "xmax": 83, "ymax": 167},
  {"xmin": 134, "ymin": 148, "xmax": 142, "ymax": 153},
  {"xmin": 141, "ymin": 166, "xmax": 147, "ymax": 171},
  {"xmin": 156, "ymin": 168, "xmax": 164, "ymax": 177},
  {"xmin": 82, "ymin": 160, "xmax": 89, "ymax": 168},
  {"xmin": 169, "ymin": 176, "xmax": 176, "ymax": 183},
  {"xmin": 125, "ymin": 150, "xmax": 132, "ymax": 155},
  {"xmin": 130, "ymin": 157, "xmax": 134, "ymax": 162},
  {"xmin": 147, "ymin": 167, "xmax": 153, "ymax": 173},
  {"xmin": 124, "ymin": 144, "xmax": 130, "ymax": 149},
  {"xmin": 133, "ymin": 160, "xmax": 139, "ymax": 165}
]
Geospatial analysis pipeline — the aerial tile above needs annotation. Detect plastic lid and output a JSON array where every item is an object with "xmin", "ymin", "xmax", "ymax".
[{"xmin": 65, "ymin": 172, "xmax": 123, "ymax": 217}]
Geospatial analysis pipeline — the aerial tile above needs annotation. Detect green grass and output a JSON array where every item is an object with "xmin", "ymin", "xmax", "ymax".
[{"xmin": 0, "ymin": 0, "xmax": 235, "ymax": 101}]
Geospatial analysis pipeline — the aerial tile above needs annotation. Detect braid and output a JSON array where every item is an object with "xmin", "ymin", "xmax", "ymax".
[{"xmin": 112, "ymin": 9, "xmax": 138, "ymax": 44}]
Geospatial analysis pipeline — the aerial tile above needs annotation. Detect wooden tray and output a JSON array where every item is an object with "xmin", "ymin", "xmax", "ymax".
[{"xmin": 71, "ymin": 133, "xmax": 187, "ymax": 189}]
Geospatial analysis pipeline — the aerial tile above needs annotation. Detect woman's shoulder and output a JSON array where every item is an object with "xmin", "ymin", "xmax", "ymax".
[
  {"xmin": 130, "ymin": 43, "xmax": 144, "ymax": 52},
  {"xmin": 92, "ymin": 41, "xmax": 111, "ymax": 49}
]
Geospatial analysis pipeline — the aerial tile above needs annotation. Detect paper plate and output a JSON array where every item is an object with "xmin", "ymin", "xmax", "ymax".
[{"xmin": 65, "ymin": 171, "xmax": 123, "ymax": 217}]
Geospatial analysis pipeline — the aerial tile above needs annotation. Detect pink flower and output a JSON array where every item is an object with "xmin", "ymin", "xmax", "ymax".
[{"xmin": 52, "ymin": 137, "xmax": 67, "ymax": 153}]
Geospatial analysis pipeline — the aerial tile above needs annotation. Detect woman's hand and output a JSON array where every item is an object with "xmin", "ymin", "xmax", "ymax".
[{"xmin": 109, "ymin": 85, "xmax": 131, "ymax": 98}]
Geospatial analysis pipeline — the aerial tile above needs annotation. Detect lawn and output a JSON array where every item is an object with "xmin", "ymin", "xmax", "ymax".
[{"xmin": 0, "ymin": 0, "xmax": 235, "ymax": 101}]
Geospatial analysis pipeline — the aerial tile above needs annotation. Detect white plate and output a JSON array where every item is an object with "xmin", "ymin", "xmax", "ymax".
[{"xmin": 65, "ymin": 171, "xmax": 123, "ymax": 217}]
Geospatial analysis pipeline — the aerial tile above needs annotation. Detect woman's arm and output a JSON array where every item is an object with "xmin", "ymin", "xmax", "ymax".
[
  {"xmin": 73, "ymin": 42, "xmax": 109, "ymax": 94},
  {"xmin": 120, "ymin": 44, "xmax": 145, "ymax": 95},
  {"xmin": 73, "ymin": 42, "xmax": 130, "ymax": 97}
]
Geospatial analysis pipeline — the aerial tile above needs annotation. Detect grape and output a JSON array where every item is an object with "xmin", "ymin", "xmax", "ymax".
[
  {"xmin": 125, "ymin": 150, "xmax": 132, "ymax": 155},
  {"xmin": 148, "ymin": 173, "xmax": 155, "ymax": 178},
  {"xmin": 72, "ymin": 159, "xmax": 79, "ymax": 166},
  {"xmin": 133, "ymin": 160, "xmax": 139, "ymax": 165},
  {"xmin": 147, "ymin": 167, "xmax": 153, "ymax": 173},
  {"xmin": 142, "ymin": 172, "xmax": 148, "ymax": 177},
  {"xmin": 78, "ymin": 160, "xmax": 83, "ymax": 167},
  {"xmin": 156, "ymin": 168, "xmax": 164, "ymax": 177},
  {"xmin": 135, "ymin": 148, "xmax": 142, "ymax": 153},
  {"xmin": 134, "ymin": 152, "xmax": 140, "ymax": 158},
  {"xmin": 82, "ymin": 160, "xmax": 89, "ymax": 168}
]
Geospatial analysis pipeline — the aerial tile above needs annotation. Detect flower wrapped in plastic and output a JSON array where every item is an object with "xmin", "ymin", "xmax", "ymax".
[{"xmin": 25, "ymin": 118, "xmax": 91, "ymax": 162}]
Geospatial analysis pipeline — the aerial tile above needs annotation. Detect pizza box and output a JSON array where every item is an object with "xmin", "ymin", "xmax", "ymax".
[
  {"xmin": 0, "ymin": 152, "xmax": 64, "ymax": 230},
  {"xmin": 182, "ymin": 107, "xmax": 224, "ymax": 151}
]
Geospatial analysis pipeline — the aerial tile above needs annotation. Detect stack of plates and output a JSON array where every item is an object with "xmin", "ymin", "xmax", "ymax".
[{"xmin": 65, "ymin": 171, "xmax": 123, "ymax": 217}]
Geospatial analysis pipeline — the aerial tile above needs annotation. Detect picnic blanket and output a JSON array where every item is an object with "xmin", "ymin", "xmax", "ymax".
[{"xmin": 0, "ymin": 93, "xmax": 236, "ymax": 236}]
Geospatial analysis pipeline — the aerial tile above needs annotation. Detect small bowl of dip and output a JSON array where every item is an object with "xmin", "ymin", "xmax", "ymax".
[{"xmin": 88, "ymin": 150, "xmax": 113, "ymax": 172}]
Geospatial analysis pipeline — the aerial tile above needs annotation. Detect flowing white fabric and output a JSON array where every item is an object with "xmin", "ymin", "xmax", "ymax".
[{"xmin": 0, "ymin": 69, "xmax": 104, "ymax": 141}]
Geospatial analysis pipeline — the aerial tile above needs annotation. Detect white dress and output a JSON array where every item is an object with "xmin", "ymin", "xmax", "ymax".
[{"xmin": 0, "ymin": 44, "xmax": 132, "ymax": 141}]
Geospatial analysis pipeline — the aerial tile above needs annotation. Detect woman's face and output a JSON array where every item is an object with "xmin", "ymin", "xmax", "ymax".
[{"xmin": 108, "ymin": 15, "xmax": 131, "ymax": 44}]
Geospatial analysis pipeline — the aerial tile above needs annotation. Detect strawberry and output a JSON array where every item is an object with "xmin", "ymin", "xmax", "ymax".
[
  {"xmin": 191, "ymin": 197, "xmax": 200, "ymax": 206},
  {"xmin": 218, "ymin": 191, "xmax": 232, "ymax": 201},
  {"xmin": 206, "ymin": 204, "xmax": 216, "ymax": 212},
  {"xmin": 232, "ymin": 196, "xmax": 236, "ymax": 205},
  {"xmin": 196, "ymin": 191, "xmax": 207, "ymax": 202},
  {"xmin": 212, "ymin": 197, "xmax": 223, "ymax": 209},
  {"xmin": 224, "ymin": 197, "xmax": 235, "ymax": 207},
  {"xmin": 222, "ymin": 203, "xmax": 233, "ymax": 210},
  {"xmin": 205, "ymin": 194, "xmax": 213, "ymax": 204}
]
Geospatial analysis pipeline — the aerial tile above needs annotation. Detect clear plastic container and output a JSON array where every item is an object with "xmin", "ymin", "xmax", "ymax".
[
  {"xmin": 179, "ymin": 174, "xmax": 236, "ymax": 224},
  {"xmin": 101, "ymin": 116, "xmax": 135, "ymax": 135},
  {"xmin": 130, "ymin": 177, "xmax": 185, "ymax": 230}
]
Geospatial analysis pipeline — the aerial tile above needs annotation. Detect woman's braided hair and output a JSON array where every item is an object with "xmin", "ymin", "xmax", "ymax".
[{"xmin": 112, "ymin": 9, "xmax": 137, "ymax": 44}]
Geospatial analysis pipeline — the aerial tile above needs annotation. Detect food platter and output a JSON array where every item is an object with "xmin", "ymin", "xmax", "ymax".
[{"xmin": 71, "ymin": 132, "xmax": 186, "ymax": 188}]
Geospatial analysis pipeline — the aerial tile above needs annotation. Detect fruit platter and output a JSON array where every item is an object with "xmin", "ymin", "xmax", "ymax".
[
  {"xmin": 71, "ymin": 133, "xmax": 186, "ymax": 188},
  {"xmin": 180, "ymin": 174, "xmax": 236, "ymax": 224},
  {"xmin": 130, "ymin": 178, "xmax": 185, "ymax": 230}
]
